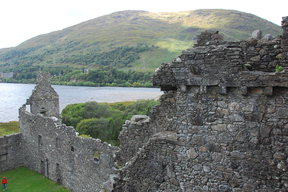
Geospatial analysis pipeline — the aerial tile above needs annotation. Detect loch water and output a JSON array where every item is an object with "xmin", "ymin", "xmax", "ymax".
[{"xmin": 0, "ymin": 83, "xmax": 162, "ymax": 122}]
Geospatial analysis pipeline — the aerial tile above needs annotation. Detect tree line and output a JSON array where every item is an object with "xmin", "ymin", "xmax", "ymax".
[
  {"xmin": 2, "ymin": 66, "xmax": 154, "ymax": 87},
  {"xmin": 61, "ymin": 100, "xmax": 159, "ymax": 146}
]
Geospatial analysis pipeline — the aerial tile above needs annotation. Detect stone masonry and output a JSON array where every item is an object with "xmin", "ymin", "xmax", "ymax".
[
  {"xmin": 0, "ymin": 133, "xmax": 23, "ymax": 171},
  {"xmin": 1, "ymin": 17, "xmax": 288, "ymax": 192},
  {"xmin": 113, "ymin": 17, "xmax": 288, "ymax": 192},
  {"xmin": 26, "ymin": 72, "xmax": 60, "ymax": 118}
]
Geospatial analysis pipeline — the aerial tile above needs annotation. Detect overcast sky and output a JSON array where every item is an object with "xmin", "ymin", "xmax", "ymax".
[{"xmin": 0, "ymin": 0, "xmax": 287, "ymax": 49}]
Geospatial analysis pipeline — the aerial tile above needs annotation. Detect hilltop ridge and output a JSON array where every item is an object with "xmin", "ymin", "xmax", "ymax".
[{"xmin": 0, "ymin": 9, "xmax": 282, "ymax": 85}]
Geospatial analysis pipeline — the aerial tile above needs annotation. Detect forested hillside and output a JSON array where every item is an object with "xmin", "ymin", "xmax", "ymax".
[{"xmin": 0, "ymin": 9, "xmax": 282, "ymax": 86}]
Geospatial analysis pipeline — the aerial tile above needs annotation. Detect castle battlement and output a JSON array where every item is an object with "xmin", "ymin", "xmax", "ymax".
[{"xmin": 154, "ymin": 17, "xmax": 288, "ymax": 96}]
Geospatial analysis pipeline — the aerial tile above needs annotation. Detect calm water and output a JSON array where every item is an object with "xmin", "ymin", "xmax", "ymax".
[{"xmin": 0, "ymin": 83, "xmax": 162, "ymax": 122}]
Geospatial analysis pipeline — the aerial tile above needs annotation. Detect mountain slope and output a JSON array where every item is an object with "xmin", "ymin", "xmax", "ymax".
[{"xmin": 0, "ymin": 9, "xmax": 282, "ymax": 75}]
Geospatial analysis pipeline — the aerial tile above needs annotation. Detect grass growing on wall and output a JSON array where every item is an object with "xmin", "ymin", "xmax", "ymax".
[
  {"xmin": 0, "ymin": 121, "xmax": 20, "ymax": 136},
  {"xmin": 0, "ymin": 167, "xmax": 70, "ymax": 192}
]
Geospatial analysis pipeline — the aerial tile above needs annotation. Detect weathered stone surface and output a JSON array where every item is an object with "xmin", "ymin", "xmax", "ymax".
[
  {"xmin": 250, "ymin": 55, "xmax": 261, "ymax": 61},
  {"xmin": 251, "ymin": 29, "xmax": 262, "ymax": 40},
  {"xmin": 114, "ymin": 17, "xmax": 288, "ymax": 192},
  {"xmin": 282, "ymin": 16, "xmax": 288, "ymax": 52},
  {"xmin": 27, "ymin": 72, "xmax": 60, "ymax": 118},
  {"xmin": 131, "ymin": 115, "xmax": 149, "ymax": 122},
  {"xmin": 186, "ymin": 148, "xmax": 198, "ymax": 159},
  {"xmin": 262, "ymin": 34, "xmax": 273, "ymax": 41},
  {"xmin": 194, "ymin": 31, "xmax": 224, "ymax": 47},
  {"xmin": 0, "ymin": 134, "xmax": 23, "ymax": 171}
]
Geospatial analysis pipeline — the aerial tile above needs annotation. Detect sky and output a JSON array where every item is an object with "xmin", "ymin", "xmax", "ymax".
[{"xmin": 0, "ymin": 0, "xmax": 287, "ymax": 49}]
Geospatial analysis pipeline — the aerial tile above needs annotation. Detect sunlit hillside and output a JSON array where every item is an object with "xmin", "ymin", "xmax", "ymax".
[{"xmin": 0, "ymin": 9, "xmax": 281, "ymax": 82}]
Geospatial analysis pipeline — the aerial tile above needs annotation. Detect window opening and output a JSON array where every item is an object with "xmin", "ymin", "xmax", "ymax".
[
  {"xmin": 40, "ymin": 107, "xmax": 47, "ymax": 116},
  {"xmin": 38, "ymin": 135, "xmax": 43, "ymax": 147},
  {"xmin": 56, "ymin": 163, "xmax": 62, "ymax": 184},
  {"xmin": 40, "ymin": 160, "xmax": 45, "ymax": 175},
  {"xmin": 45, "ymin": 159, "xmax": 49, "ymax": 177},
  {"xmin": 93, "ymin": 151, "xmax": 101, "ymax": 162}
]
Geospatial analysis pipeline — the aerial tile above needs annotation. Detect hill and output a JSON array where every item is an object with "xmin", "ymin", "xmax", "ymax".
[{"xmin": 0, "ymin": 9, "xmax": 282, "ymax": 86}]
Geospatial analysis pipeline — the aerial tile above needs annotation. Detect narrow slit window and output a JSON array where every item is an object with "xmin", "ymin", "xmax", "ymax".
[{"xmin": 38, "ymin": 135, "xmax": 43, "ymax": 147}]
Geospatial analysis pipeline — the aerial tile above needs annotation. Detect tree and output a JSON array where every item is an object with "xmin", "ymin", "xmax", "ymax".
[{"xmin": 76, "ymin": 118, "xmax": 110, "ymax": 142}]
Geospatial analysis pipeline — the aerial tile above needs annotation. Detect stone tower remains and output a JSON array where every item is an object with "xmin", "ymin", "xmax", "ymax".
[{"xmin": 26, "ymin": 72, "xmax": 59, "ymax": 118}]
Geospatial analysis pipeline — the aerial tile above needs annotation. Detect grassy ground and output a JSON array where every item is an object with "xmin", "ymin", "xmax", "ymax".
[
  {"xmin": 0, "ymin": 167, "xmax": 70, "ymax": 192},
  {"xmin": 0, "ymin": 121, "xmax": 19, "ymax": 136}
]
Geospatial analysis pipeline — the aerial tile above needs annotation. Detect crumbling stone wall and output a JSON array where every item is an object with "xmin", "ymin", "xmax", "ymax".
[
  {"xmin": 114, "ymin": 17, "xmax": 288, "ymax": 192},
  {"xmin": 282, "ymin": 16, "xmax": 288, "ymax": 59},
  {"xmin": 114, "ymin": 131, "xmax": 179, "ymax": 192},
  {"xmin": 116, "ymin": 90, "xmax": 177, "ymax": 165},
  {"xmin": 0, "ymin": 134, "xmax": 23, "ymax": 172},
  {"xmin": 18, "ymin": 72, "xmax": 119, "ymax": 192}
]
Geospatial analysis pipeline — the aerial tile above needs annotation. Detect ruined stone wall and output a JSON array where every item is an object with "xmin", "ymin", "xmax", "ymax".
[
  {"xmin": 0, "ymin": 133, "xmax": 23, "ymax": 172},
  {"xmin": 114, "ymin": 18, "xmax": 288, "ymax": 192},
  {"xmin": 117, "ymin": 90, "xmax": 177, "ymax": 165},
  {"xmin": 154, "ymin": 38, "xmax": 286, "ymax": 92},
  {"xmin": 115, "ymin": 86, "xmax": 288, "ymax": 191},
  {"xmin": 114, "ymin": 131, "xmax": 179, "ymax": 192},
  {"xmin": 281, "ymin": 16, "xmax": 288, "ymax": 54},
  {"xmin": 171, "ymin": 86, "xmax": 288, "ymax": 191},
  {"xmin": 19, "ymin": 106, "xmax": 118, "ymax": 192}
]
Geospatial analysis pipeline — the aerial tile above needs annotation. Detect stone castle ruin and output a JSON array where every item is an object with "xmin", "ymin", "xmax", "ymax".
[{"xmin": 0, "ymin": 17, "xmax": 288, "ymax": 192}]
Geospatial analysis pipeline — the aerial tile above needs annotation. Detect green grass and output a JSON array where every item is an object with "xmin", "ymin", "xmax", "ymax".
[
  {"xmin": 0, "ymin": 167, "xmax": 70, "ymax": 192},
  {"xmin": 126, "ymin": 48, "xmax": 179, "ymax": 72},
  {"xmin": 0, "ymin": 121, "xmax": 20, "ymax": 136},
  {"xmin": 155, "ymin": 38, "xmax": 193, "ymax": 53}
]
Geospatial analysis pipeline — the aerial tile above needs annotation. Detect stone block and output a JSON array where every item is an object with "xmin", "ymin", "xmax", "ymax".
[
  {"xmin": 263, "ymin": 86, "xmax": 273, "ymax": 96},
  {"xmin": 259, "ymin": 125, "xmax": 273, "ymax": 138},
  {"xmin": 240, "ymin": 87, "xmax": 248, "ymax": 95},
  {"xmin": 218, "ymin": 184, "xmax": 232, "ymax": 192},
  {"xmin": 251, "ymin": 30, "xmax": 262, "ymax": 40},
  {"xmin": 228, "ymin": 102, "xmax": 241, "ymax": 111},
  {"xmin": 250, "ymin": 55, "xmax": 261, "ymax": 61},
  {"xmin": 211, "ymin": 124, "xmax": 227, "ymax": 132},
  {"xmin": 186, "ymin": 148, "xmax": 198, "ymax": 159},
  {"xmin": 131, "ymin": 115, "xmax": 149, "ymax": 122}
]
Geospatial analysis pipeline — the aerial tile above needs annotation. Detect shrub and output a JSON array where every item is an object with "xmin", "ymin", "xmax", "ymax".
[
  {"xmin": 275, "ymin": 64, "xmax": 283, "ymax": 72},
  {"xmin": 62, "ymin": 100, "xmax": 159, "ymax": 146}
]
